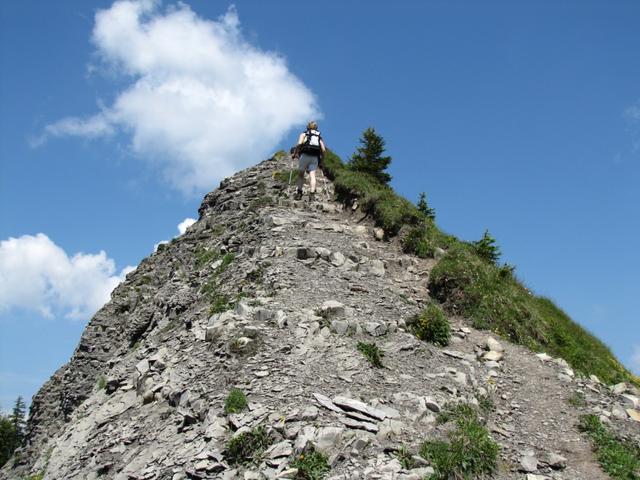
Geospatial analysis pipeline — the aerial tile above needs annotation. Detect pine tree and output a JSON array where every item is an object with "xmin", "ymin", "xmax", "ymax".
[
  {"xmin": 473, "ymin": 229, "xmax": 501, "ymax": 264},
  {"xmin": 0, "ymin": 413, "xmax": 16, "ymax": 468},
  {"xmin": 349, "ymin": 127, "xmax": 392, "ymax": 185},
  {"xmin": 417, "ymin": 192, "xmax": 435, "ymax": 220},
  {"xmin": 9, "ymin": 396, "xmax": 26, "ymax": 444}
]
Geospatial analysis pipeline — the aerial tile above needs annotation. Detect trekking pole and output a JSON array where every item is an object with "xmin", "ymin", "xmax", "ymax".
[
  {"xmin": 320, "ymin": 167, "xmax": 329, "ymax": 201},
  {"xmin": 287, "ymin": 155, "xmax": 294, "ymax": 196}
]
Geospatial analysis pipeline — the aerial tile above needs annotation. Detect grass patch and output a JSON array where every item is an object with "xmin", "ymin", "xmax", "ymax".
[
  {"xmin": 568, "ymin": 391, "xmax": 587, "ymax": 408},
  {"xmin": 402, "ymin": 220, "xmax": 459, "ymax": 258},
  {"xmin": 428, "ymin": 244, "xmax": 633, "ymax": 385},
  {"xmin": 420, "ymin": 404, "xmax": 499, "ymax": 480},
  {"xmin": 272, "ymin": 150, "xmax": 286, "ymax": 160},
  {"xmin": 273, "ymin": 169, "xmax": 297, "ymax": 185},
  {"xmin": 290, "ymin": 446, "xmax": 331, "ymax": 480},
  {"xmin": 325, "ymin": 148, "xmax": 636, "ymax": 386},
  {"xmin": 217, "ymin": 252, "xmax": 235, "ymax": 275},
  {"xmin": 248, "ymin": 195, "xmax": 275, "ymax": 211},
  {"xmin": 96, "ymin": 375, "xmax": 107, "ymax": 391},
  {"xmin": 579, "ymin": 414, "xmax": 640, "ymax": 479},
  {"xmin": 225, "ymin": 425, "xmax": 274, "ymax": 466},
  {"xmin": 436, "ymin": 403, "xmax": 478, "ymax": 425},
  {"xmin": 407, "ymin": 303, "xmax": 451, "ymax": 346},
  {"xmin": 209, "ymin": 292, "xmax": 231, "ymax": 315},
  {"xmin": 224, "ymin": 388, "xmax": 248, "ymax": 414},
  {"xmin": 395, "ymin": 446, "xmax": 417, "ymax": 470},
  {"xmin": 357, "ymin": 342, "xmax": 384, "ymax": 368},
  {"xmin": 195, "ymin": 247, "xmax": 220, "ymax": 268}
]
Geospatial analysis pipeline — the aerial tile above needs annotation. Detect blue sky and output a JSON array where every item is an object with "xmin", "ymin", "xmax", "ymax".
[{"xmin": 1, "ymin": 0, "xmax": 639, "ymax": 409}]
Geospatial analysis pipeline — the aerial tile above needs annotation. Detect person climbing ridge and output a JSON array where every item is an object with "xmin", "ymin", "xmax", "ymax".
[{"xmin": 293, "ymin": 121, "xmax": 326, "ymax": 201}]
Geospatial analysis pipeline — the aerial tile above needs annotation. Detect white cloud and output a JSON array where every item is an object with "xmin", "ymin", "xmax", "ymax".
[
  {"xmin": 41, "ymin": 1, "xmax": 319, "ymax": 194},
  {"xmin": 178, "ymin": 217, "xmax": 196, "ymax": 235},
  {"xmin": 631, "ymin": 344, "xmax": 640, "ymax": 375},
  {"xmin": 154, "ymin": 217, "xmax": 197, "ymax": 251},
  {"xmin": 0, "ymin": 234, "xmax": 134, "ymax": 321}
]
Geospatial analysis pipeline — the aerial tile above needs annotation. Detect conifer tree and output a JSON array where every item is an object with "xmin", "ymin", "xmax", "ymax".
[
  {"xmin": 0, "ymin": 412, "xmax": 16, "ymax": 467},
  {"xmin": 473, "ymin": 229, "xmax": 501, "ymax": 264},
  {"xmin": 349, "ymin": 127, "xmax": 392, "ymax": 184},
  {"xmin": 9, "ymin": 396, "xmax": 26, "ymax": 444},
  {"xmin": 417, "ymin": 192, "xmax": 436, "ymax": 220}
]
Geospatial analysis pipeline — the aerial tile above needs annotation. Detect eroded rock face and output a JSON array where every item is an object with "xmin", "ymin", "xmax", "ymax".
[{"xmin": 3, "ymin": 155, "xmax": 638, "ymax": 480}]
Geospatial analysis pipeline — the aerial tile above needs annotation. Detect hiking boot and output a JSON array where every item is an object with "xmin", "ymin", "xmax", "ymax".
[
  {"xmin": 309, "ymin": 191, "xmax": 316, "ymax": 202},
  {"xmin": 293, "ymin": 189, "xmax": 303, "ymax": 200}
]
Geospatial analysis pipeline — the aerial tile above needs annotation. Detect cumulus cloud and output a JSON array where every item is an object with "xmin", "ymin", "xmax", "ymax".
[
  {"xmin": 178, "ymin": 218, "xmax": 196, "ymax": 235},
  {"xmin": 0, "ymin": 234, "xmax": 134, "ymax": 321},
  {"xmin": 41, "ymin": 1, "xmax": 319, "ymax": 194},
  {"xmin": 154, "ymin": 217, "xmax": 197, "ymax": 251}
]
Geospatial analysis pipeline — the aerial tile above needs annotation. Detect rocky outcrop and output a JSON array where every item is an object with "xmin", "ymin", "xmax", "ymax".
[{"xmin": 2, "ymin": 154, "xmax": 638, "ymax": 480}]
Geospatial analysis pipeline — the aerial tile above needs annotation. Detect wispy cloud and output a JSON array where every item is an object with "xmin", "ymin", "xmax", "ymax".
[
  {"xmin": 0, "ymin": 234, "xmax": 134, "ymax": 321},
  {"xmin": 624, "ymin": 100, "xmax": 640, "ymax": 155},
  {"xmin": 37, "ymin": 0, "xmax": 319, "ymax": 194}
]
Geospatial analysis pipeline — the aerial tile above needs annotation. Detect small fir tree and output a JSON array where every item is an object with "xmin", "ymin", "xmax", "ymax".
[
  {"xmin": 349, "ymin": 127, "xmax": 392, "ymax": 184},
  {"xmin": 417, "ymin": 192, "xmax": 435, "ymax": 220},
  {"xmin": 10, "ymin": 397, "xmax": 26, "ymax": 445},
  {"xmin": 473, "ymin": 229, "xmax": 501, "ymax": 264},
  {"xmin": 0, "ymin": 411, "xmax": 17, "ymax": 468}
]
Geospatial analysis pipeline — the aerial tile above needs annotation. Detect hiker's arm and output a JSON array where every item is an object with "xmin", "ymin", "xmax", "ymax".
[
  {"xmin": 297, "ymin": 133, "xmax": 305, "ymax": 145},
  {"xmin": 320, "ymin": 139, "xmax": 326, "ymax": 153}
]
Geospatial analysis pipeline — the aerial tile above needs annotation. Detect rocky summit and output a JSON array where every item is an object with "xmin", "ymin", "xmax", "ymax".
[{"xmin": 2, "ymin": 154, "xmax": 639, "ymax": 480}]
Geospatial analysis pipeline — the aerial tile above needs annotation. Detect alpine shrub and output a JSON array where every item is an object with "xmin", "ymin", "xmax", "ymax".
[
  {"xmin": 357, "ymin": 342, "xmax": 384, "ymax": 368},
  {"xmin": 225, "ymin": 425, "xmax": 273, "ymax": 465},
  {"xmin": 224, "ymin": 388, "xmax": 248, "ymax": 414},
  {"xmin": 408, "ymin": 303, "xmax": 451, "ymax": 346},
  {"xmin": 290, "ymin": 446, "xmax": 331, "ymax": 479},
  {"xmin": 420, "ymin": 406, "xmax": 499, "ymax": 480}
]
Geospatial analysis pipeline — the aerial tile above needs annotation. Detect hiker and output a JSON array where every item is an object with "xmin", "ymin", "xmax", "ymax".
[{"xmin": 293, "ymin": 121, "xmax": 326, "ymax": 200}]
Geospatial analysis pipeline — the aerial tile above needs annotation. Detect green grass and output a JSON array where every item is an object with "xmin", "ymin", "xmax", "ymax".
[
  {"xmin": 401, "ymin": 220, "xmax": 459, "ymax": 258},
  {"xmin": 420, "ymin": 404, "xmax": 499, "ymax": 480},
  {"xmin": 290, "ymin": 446, "xmax": 331, "ymax": 480},
  {"xmin": 325, "ymin": 148, "xmax": 637, "ymax": 386},
  {"xmin": 428, "ymin": 244, "xmax": 634, "ymax": 385},
  {"xmin": 395, "ymin": 446, "xmax": 417, "ymax": 470},
  {"xmin": 195, "ymin": 247, "xmax": 220, "ymax": 268},
  {"xmin": 568, "ymin": 391, "xmax": 587, "ymax": 408},
  {"xmin": 272, "ymin": 150, "xmax": 286, "ymax": 160},
  {"xmin": 357, "ymin": 342, "xmax": 384, "ymax": 368},
  {"xmin": 579, "ymin": 414, "xmax": 640, "ymax": 479},
  {"xmin": 224, "ymin": 388, "xmax": 248, "ymax": 414},
  {"xmin": 217, "ymin": 252, "xmax": 235, "ymax": 275},
  {"xmin": 225, "ymin": 425, "xmax": 273, "ymax": 466},
  {"xmin": 436, "ymin": 403, "xmax": 478, "ymax": 425},
  {"xmin": 248, "ymin": 195, "xmax": 275, "ymax": 211},
  {"xmin": 96, "ymin": 375, "xmax": 107, "ymax": 391},
  {"xmin": 407, "ymin": 303, "xmax": 451, "ymax": 347},
  {"xmin": 273, "ymin": 169, "xmax": 297, "ymax": 185}
]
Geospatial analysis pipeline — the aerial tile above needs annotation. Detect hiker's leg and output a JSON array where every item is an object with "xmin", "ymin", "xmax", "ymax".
[
  {"xmin": 309, "ymin": 170, "xmax": 316, "ymax": 193},
  {"xmin": 296, "ymin": 155, "xmax": 308, "ymax": 192},
  {"xmin": 307, "ymin": 157, "xmax": 318, "ymax": 193},
  {"xmin": 296, "ymin": 170, "xmax": 304, "ymax": 191}
]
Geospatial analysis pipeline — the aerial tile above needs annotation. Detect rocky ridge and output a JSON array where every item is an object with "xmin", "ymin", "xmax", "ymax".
[{"xmin": 2, "ymin": 154, "xmax": 639, "ymax": 480}]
